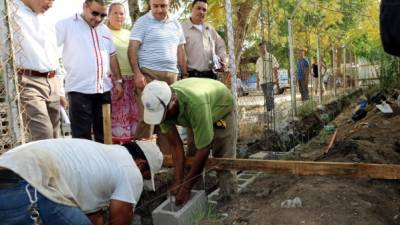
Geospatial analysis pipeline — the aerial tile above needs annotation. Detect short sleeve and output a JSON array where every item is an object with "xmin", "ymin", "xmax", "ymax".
[
  {"xmin": 130, "ymin": 17, "xmax": 145, "ymax": 42},
  {"xmin": 177, "ymin": 22, "xmax": 186, "ymax": 45},
  {"xmin": 55, "ymin": 19, "xmax": 67, "ymax": 46},
  {"xmin": 104, "ymin": 27, "xmax": 117, "ymax": 55},
  {"xmin": 111, "ymin": 165, "xmax": 143, "ymax": 205}
]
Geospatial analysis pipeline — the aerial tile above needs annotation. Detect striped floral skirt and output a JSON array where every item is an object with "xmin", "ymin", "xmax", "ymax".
[{"xmin": 111, "ymin": 76, "xmax": 139, "ymax": 143}]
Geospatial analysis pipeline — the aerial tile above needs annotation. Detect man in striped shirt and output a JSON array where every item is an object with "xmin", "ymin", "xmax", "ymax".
[
  {"xmin": 297, "ymin": 49, "xmax": 310, "ymax": 101},
  {"xmin": 128, "ymin": 0, "xmax": 187, "ymax": 140},
  {"xmin": 56, "ymin": 0, "xmax": 123, "ymax": 143}
]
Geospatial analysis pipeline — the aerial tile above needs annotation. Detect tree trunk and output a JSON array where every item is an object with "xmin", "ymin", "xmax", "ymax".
[
  {"xmin": 127, "ymin": 0, "xmax": 140, "ymax": 23},
  {"xmin": 233, "ymin": 1, "xmax": 254, "ymax": 67}
]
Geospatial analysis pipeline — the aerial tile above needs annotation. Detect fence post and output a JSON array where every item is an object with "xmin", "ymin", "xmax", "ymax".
[
  {"xmin": 317, "ymin": 34, "xmax": 322, "ymax": 105},
  {"xmin": 288, "ymin": 19, "xmax": 297, "ymax": 117},
  {"xmin": 0, "ymin": 0, "xmax": 25, "ymax": 147}
]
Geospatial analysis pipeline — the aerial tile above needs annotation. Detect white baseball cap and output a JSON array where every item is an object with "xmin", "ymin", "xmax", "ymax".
[
  {"xmin": 142, "ymin": 80, "xmax": 172, "ymax": 125},
  {"xmin": 136, "ymin": 140, "xmax": 164, "ymax": 191}
]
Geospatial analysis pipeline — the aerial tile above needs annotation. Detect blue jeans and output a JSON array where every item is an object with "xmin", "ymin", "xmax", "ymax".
[{"xmin": 0, "ymin": 180, "xmax": 92, "ymax": 225}]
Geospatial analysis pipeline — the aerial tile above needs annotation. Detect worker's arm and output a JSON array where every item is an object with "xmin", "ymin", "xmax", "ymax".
[
  {"xmin": 109, "ymin": 200, "xmax": 134, "ymax": 225},
  {"xmin": 128, "ymin": 40, "xmax": 146, "ymax": 90},
  {"xmin": 175, "ymin": 146, "xmax": 210, "ymax": 206},
  {"xmin": 164, "ymin": 126, "xmax": 185, "ymax": 194}
]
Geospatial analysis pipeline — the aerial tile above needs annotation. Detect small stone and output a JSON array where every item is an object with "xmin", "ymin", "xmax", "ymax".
[
  {"xmin": 350, "ymin": 202, "xmax": 359, "ymax": 206},
  {"xmin": 394, "ymin": 215, "xmax": 399, "ymax": 220}
]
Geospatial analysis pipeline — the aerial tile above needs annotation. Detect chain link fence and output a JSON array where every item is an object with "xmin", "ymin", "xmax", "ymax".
[{"xmin": 0, "ymin": 0, "xmax": 26, "ymax": 154}]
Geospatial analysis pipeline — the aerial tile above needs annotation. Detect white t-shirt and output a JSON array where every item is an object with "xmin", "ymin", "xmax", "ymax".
[
  {"xmin": 12, "ymin": 0, "xmax": 59, "ymax": 72},
  {"xmin": 0, "ymin": 139, "xmax": 143, "ymax": 213},
  {"xmin": 56, "ymin": 14, "xmax": 116, "ymax": 94}
]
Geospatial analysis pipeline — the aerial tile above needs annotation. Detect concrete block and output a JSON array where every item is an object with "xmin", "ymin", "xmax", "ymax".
[
  {"xmin": 249, "ymin": 151, "xmax": 269, "ymax": 159},
  {"xmin": 152, "ymin": 190, "xmax": 208, "ymax": 225}
]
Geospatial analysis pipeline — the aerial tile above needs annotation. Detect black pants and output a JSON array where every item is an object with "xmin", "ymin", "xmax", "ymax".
[
  {"xmin": 68, "ymin": 91, "xmax": 111, "ymax": 143},
  {"xmin": 188, "ymin": 70, "xmax": 217, "ymax": 80}
]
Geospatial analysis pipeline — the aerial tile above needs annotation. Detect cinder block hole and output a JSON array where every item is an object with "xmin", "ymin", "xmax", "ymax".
[
  {"xmin": 162, "ymin": 192, "xmax": 196, "ymax": 212},
  {"xmin": 237, "ymin": 179, "xmax": 246, "ymax": 185},
  {"xmin": 238, "ymin": 174, "xmax": 253, "ymax": 179}
]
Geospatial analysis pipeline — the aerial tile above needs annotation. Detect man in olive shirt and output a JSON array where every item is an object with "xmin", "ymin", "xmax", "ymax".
[
  {"xmin": 141, "ymin": 78, "xmax": 237, "ymax": 205},
  {"xmin": 181, "ymin": 0, "xmax": 227, "ymax": 79}
]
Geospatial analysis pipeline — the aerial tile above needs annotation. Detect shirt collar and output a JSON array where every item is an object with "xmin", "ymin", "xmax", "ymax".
[
  {"xmin": 147, "ymin": 11, "xmax": 171, "ymax": 23},
  {"xmin": 16, "ymin": 0, "xmax": 39, "ymax": 15},
  {"xmin": 188, "ymin": 18, "xmax": 209, "ymax": 30}
]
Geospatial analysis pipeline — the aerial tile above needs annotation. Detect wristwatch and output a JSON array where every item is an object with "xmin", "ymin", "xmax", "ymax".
[{"xmin": 116, "ymin": 79, "xmax": 123, "ymax": 84}]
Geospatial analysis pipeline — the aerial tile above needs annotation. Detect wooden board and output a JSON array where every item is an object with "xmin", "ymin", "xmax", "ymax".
[
  {"xmin": 163, "ymin": 155, "xmax": 400, "ymax": 180},
  {"xmin": 102, "ymin": 104, "xmax": 112, "ymax": 144}
]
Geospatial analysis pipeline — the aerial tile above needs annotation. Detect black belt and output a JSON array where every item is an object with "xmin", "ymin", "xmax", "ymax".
[
  {"xmin": 188, "ymin": 70, "xmax": 217, "ymax": 80},
  {"xmin": 0, "ymin": 169, "xmax": 23, "ymax": 189}
]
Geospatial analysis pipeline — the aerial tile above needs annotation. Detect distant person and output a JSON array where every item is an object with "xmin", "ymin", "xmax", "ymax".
[
  {"xmin": 141, "ymin": 79, "xmax": 237, "ymax": 206},
  {"xmin": 297, "ymin": 49, "xmax": 310, "ymax": 101},
  {"xmin": 256, "ymin": 42, "xmax": 279, "ymax": 111},
  {"xmin": 380, "ymin": 0, "xmax": 400, "ymax": 56},
  {"xmin": 311, "ymin": 57, "xmax": 326, "ymax": 95},
  {"xmin": 107, "ymin": 3, "xmax": 139, "ymax": 143},
  {"xmin": 13, "ymin": 0, "xmax": 66, "ymax": 141},
  {"xmin": 181, "ymin": 0, "xmax": 227, "ymax": 79},
  {"xmin": 0, "ymin": 138, "xmax": 163, "ymax": 225},
  {"xmin": 128, "ymin": 0, "xmax": 186, "ymax": 140},
  {"xmin": 56, "ymin": 0, "xmax": 123, "ymax": 143}
]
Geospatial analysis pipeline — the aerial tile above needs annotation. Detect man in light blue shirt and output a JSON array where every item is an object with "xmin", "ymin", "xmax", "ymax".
[{"xmin": 128, "ymin": 0, "xmax": 186, "ymax": 139}]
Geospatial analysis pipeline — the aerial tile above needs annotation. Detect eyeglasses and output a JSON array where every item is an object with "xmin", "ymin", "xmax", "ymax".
[{"xmin": 89, "ymin": 6, "xmax": 107, "ymax": 18}]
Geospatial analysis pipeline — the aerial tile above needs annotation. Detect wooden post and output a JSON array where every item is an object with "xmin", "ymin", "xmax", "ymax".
[{"xmin": 102, "ymin": 104, "xmax": 112, "ymax": 144}]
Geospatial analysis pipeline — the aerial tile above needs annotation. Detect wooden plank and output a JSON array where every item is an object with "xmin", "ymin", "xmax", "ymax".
[
  {"xmin": 162, "ymin": 155, "xmax": 400, "ymax": 180},
  {"xmin": 102, "ymin": 104, "xmax": 112, "ymax": 144}
]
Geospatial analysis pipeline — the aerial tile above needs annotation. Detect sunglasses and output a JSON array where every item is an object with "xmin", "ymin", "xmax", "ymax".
[{"xmin": 89, "ymin": 7, "xmax": 107, "ymax": 18}]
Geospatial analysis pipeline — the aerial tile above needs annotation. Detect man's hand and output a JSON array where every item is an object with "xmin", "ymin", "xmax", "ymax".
[
  {"xmin": 115, "ymin": 83, "xmax": 124, "ymax": 100},
  {"xmin": 175, "ymin": 185, "xmax": 191, "ymax": 206},
  {"xmin": 60, "ymin": 96, "xmax": 68, "ymax": 109},
  {"xmin": 219, "ymin": 59, "xmax": 227, "ymax": 72},
  {"xmin": 134, "ymin": 71, "xmax": 146, "ymax": 90}
]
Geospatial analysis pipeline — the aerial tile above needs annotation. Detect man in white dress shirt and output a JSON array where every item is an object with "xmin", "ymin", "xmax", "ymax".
[
  {"xmin": 56, "ymin": 0, "xmax": 123, "ymax": 143},
  {"xmin": 12, "ymin": 0, "xmax": 66, "ymax": 141}
]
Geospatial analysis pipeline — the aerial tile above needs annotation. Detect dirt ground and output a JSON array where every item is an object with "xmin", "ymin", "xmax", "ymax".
[{"xmin": 201, "ymin": 91, "xmax": 400, "ymax": 225}]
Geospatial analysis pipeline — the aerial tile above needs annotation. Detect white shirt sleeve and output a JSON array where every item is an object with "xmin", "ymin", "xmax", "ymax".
[
  {"xmin": 111, "ymin": 165, "xmax": 143, "ymax": 205},
  {"xmin": 177, "ymin": 22, "xmax": 186, "ymax": 45},
  {"xmin": 55, "ymin": 19, "xmax": 67, "ymax": 47},
  {"xmin": 130, "ymin": 18, "xmax": 145, "ymax": 42},
  {"xmin": 104, "ymin": 28, "xmax": 117, "ymax": 55}
]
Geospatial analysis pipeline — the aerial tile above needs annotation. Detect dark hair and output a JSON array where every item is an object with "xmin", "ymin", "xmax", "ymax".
[
  {"xmin": 259, "ymin": 41, "xmax": 267, "ymax": 47},
  {"xmin": 85, "ymin": 0, "xmax": 110, "ymax": 6},
  {"xmin": 122, "ymin": 142, "xmax": 150, "ymax": 172},
  {"xmin": 192, "ymin": 0, "xmax": 207, "ymax": 7}
]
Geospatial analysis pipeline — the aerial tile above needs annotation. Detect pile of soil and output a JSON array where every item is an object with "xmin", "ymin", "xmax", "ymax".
[{"xmin": 202, "ymin": 90, "xmax": 400, "ymax": 225}]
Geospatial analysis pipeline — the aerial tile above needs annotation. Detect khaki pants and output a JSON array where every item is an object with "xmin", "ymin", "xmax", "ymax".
[
  {"xmin": 186, "ymin": 111, "xmax": 238, "ymax": 198},
  {"xmin": 18, "ymin": 75, "xmax": 60, "ymax": 141},
  {"xmin": 134, "ymin": 67, "xmax": 177, "ymax": 139}
]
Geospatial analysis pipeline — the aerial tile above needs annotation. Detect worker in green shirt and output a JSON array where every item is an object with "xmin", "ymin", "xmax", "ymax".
[{"xmin": 141, "ymin": 78, "xmax": 237, "ymax": 205}]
